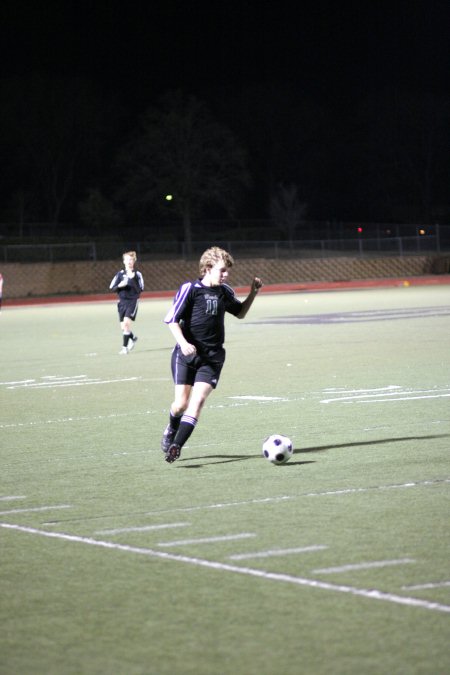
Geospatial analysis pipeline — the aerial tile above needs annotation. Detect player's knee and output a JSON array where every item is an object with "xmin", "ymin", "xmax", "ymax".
[
  {"xmin": 172, "ymin": 401, "xmax": 187, "ymax": 416},
  {"xmin": 188, "ymin": 397, "xmax": 207, "ymax": 418}
]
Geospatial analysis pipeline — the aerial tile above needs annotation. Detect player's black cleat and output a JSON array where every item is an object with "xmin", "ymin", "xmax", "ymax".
[
  {"xmin": 165, "ymin": 443, "xmax": 181, "ymax": 463},
  {"xmin": 161, "ymin": 425, "xmax": 176, "ymax": 453}
]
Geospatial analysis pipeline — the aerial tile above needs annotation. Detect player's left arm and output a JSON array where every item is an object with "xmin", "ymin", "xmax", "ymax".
[{"xmin": 236, "ymin": 277, "xmax": 263, "ymax": 319}]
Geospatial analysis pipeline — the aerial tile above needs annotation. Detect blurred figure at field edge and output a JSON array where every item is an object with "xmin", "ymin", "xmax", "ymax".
[
  {"xmin": 161, "ymin": 246, "xmax": 262, "ymax": 463},
  {"xmin": 109, "ymin": 251, "xmax": 144, "ymax": 354}
]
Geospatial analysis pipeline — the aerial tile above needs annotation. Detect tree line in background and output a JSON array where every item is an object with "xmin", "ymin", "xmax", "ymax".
[{"xmin": 0, "ymin": 74, "xmax": 449, "ymax": 249}]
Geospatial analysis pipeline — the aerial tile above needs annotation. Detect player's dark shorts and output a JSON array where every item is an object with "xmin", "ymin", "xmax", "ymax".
[
  {"xmin": 171, "ymin": 345, "xmax": 225, "ymax": 389},
  {"xmin": 117, "ymin": 299, "xmax": 139, "ymax": 321}
]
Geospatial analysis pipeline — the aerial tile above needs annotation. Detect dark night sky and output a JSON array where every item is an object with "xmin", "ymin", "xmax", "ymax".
[
  {"xmin": 0, "ymin": 0, "xmax": 448, "ymax": 225},
  {"xmin": 2, "ymin": 0, "xmax": 449, "ymax": 112}
]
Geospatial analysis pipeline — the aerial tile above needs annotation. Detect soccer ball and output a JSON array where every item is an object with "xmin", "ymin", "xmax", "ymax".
[{"xmin": 262, "ymin": 434, "xmax": 293, "ymax": 465}]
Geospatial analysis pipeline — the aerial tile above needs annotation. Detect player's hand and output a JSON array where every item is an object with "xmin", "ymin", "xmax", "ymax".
[
  {"xmin": 252, "ymin": 277, "xmax": 263, "ymax": 292},
  {"xmin": 118, "ymin": 278, "xmax": 128, "ymax": 287},
  {"xmin": 181, "ymin": 342, "xmax": 197, "ymax": 356}
]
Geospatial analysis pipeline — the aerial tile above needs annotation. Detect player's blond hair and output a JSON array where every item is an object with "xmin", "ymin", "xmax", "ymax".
[{"xmin": 199, "ymin": 247, "xmax": 234, "ymax": 278}]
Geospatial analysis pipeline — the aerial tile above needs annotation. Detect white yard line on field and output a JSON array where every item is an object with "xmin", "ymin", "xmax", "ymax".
[
  {"xmin": 0, "ymin": 379, "xmax": 35, "ymax": 386},
  {"xmin": 229, "ymin": 396, "xmax": 287, "ymax": 401},
  {"xmin": 229, "ymin": 545, "xmax": 328, "ymax": 560},
  {"xmin": 402, "ymin": 581, "xmax": 450, "ymax": 590},
  {"xmin": 145, "ymin": 478, "xmax": 450, "ymax": 516},
  {"xmin": 323, "ymin": 386, "xmax": 402, "ymax": 393},
  {"xmin": 0, "ymin": 495, "xmax": 26, "ymax": 501},
  {"xmin": 7, "ymin": 376, "xmax": 140, "ymax": 389},
  {"xmin": 10, "ymin": 479, "xmax": 448, "ymax": 529},
  {"xmin": 0, "ymin": 505, "xmax": 71, "ymax": 516},
  {"xmin": 321, "ymin": 386, "xmax": 450, "ymax": 404},
  {"xmin": 1, "ymin": 523, "xmax": 449, "ymax": 615},
  {"xmin": 0, "ymin": 409, "xmax": 159, "ymax": 429},
  {"xmin": 95, "ymin": 522, "xmax": 190, "ymax": 535},
  {"xmin": 360, "ymin": 393, "xmax": 450, "ymax": 403},
  {"xmin": 42, "ymin": 375, "xmax": 87, "ymax": 380},
  {"xmin": 157, "ymin": 533, "xmax": 256, "ymax": 547},
  {"xmin": 312, "ymin": 558, "xmax": 416, "ymax": 574}
]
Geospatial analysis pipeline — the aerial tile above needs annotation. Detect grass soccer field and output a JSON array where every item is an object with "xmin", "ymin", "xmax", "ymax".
[{"xmin": 1, "ymin": 284, "xmax": 449, "ymax": 675}]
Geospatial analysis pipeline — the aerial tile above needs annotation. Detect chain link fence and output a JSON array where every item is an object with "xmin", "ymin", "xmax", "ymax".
[{"xmin": 0, "ymin": 234, "xmax": 445, "ymax": 264}]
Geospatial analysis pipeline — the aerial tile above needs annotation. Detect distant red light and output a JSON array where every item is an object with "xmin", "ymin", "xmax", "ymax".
[{"xmin": 357, "ymin": 227, "xmax": 363, "ymax": 233}]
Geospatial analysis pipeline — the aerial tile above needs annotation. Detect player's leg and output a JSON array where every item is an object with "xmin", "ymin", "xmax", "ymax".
[
  {"xmin": 125, "ymin": 303, "xmax": 139, "ymax": 351},
  {"xmin": 165, "ymin": 356, "xmax": 222, "ymax": 463},
  {"xmin": 118, "ymin": 304, "xmax": 128, "ymax": 354},
  {"xmin": 121, "ymin": 315, "xmax": 133, "ymax": 350},
  {"xmin": 165, "ymin": 381, "xmax": 213, "ymax": 463},
  {"xmin": 161, "ymin": 348, "xmax": 194, "ymax": 452},
  {"xmin": 161, "ymin": 383, "xmax": 191, "ymax": 452}
]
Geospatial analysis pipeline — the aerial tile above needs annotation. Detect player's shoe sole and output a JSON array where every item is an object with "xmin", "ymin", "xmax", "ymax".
[
  {"xmin": 161, "ymin": 425, "xmax": 176, "ymax": 452},
  {"xmin": 165, "ymin": 443, "xmax": 181, "ymax": 463}
]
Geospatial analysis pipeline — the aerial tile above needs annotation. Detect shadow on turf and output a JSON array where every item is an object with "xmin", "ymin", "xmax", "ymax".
[
  {"xmin": 175, "ymin": 434, "xmax": 450, "ymax": 468},
  {"xmin": 178, "ymin": 451, "xmax": 315, "ymax": 468},
  {"xmin": 296, "ymin": 433, "xmax": 450, "ymax": 454}
]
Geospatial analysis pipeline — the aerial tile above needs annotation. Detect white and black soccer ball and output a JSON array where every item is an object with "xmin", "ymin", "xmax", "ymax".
[{"xmin": 262, "ymin": 434, "xmax": 293, "ymax": 465}]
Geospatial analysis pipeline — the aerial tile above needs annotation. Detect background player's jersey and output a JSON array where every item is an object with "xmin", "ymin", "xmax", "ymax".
[
  {"xmin": 109, "ymin": 270, "xmax": 144, "ymax": 300},
  {"xmin": 164, "ymin": 279, "xmax": 242, "ymax": 351}
]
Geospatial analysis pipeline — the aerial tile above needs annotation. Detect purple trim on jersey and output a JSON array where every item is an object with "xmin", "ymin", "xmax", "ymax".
[
  {"xmin": 164, "ymin": 281, "xmax": 194, "ymax": 323},
  {"xmin": 164, "ymin": 280, "xmax": 241, "ymax": 324}
]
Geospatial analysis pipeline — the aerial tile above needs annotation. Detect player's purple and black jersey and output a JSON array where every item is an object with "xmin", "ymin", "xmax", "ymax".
[
  {"xmin": 109, "ymin": 269, "xmax": 144, "ymax": 300},
  {"xmin": 164, "ymin": 279, "xmax": 243, "ymax": 352}
]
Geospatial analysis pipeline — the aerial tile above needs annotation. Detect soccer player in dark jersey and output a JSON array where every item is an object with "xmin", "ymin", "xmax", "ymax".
[
  {"xmin": 109, "ymin": 251, "xmax": 144, "ymax": 354},
  {"xmin": 161, "ymin": 246, "xmax": 262, "ymax": 463}
]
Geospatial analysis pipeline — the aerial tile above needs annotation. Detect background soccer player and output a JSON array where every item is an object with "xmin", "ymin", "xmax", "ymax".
[
  {"xmin": 161, "ymin": 246, "xmax": 262, "ymax": 463},
  {"xmin": 109, "ymin": 251, "xmax": 144, "ymax": 354}
]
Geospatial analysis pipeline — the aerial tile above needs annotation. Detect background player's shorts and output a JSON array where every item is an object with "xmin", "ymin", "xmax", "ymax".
[
  {"xmin": 171, "ymin": 346, "xmax": 225, "ymax": 389},
  {"xmin": 118, "ymin": 300, "xmax": 139, "ymax": 321}
]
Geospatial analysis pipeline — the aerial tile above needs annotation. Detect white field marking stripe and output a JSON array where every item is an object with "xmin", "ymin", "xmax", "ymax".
[
  {"xmin": 229, "ymin": 396, "xmax": 287, "ymax": 401},
  {"xmin": 157, "ymin": 533, "xmax": 256, "ymax": 547},
  {"xmin": 145, "ymin": 479, "xmax": 450, "ymax": 516},
  {"xmin": 95, "ymin": 522, "xmax": 190, "ymax": 535},
  {"xmin": 312, "ymin": 559, "xmax": 416, "ymax": 574},
  {"xmin": 12, "ymin": 381, "xmax": 93, "ymax": 389},
  {"xmin": 321, "ymin": 388, "xmax": 450, "ymax": 403},
  {"xmin": 0, "ymin": 505, "xmax": 71, "ymax": 516},
  {"xmin": 323, "ymin": 386, "xmax": 401, "ymax": 393},
  {"xmin": 322, "ymin": 386, "xmax": 449, "ymax": 396},
  {"xmin": 359, "ymin": 393, "xmax": 450, "ymax": 403},
  {"xmin": 0, "ymin": 409, "xmax": 159, "ymax": 430},
  {"xmin": 307, "ymin": 479, "xmax": 450, "ymax": 496},
  {"xmin": 41, "ymin": 375, "xmax": 87, "ymax": 379},
  {"xmin": 1, "ymin": 524, "xmax": 449, "ymax": 615},
  {"xmin": 7, "ymin": 377, "xmax": 140, "ymax": 390},
  {"xmin": 0, "ymin": 379, "xmax": 34, "ymax": 386},
  {"xmin": 402, "ymin": 581, "xmax": 450, "ymax": 590},
  {"xmin": 0, "ymin": 496, "xmax": 26, "ymax": 501},
  {"xmin": 148, "ymin": 496, "xmax": 293, "ymax": 515},
  {"xmin": 229, "ymin": 545, "xmax": 328, "ymax": 560}
]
